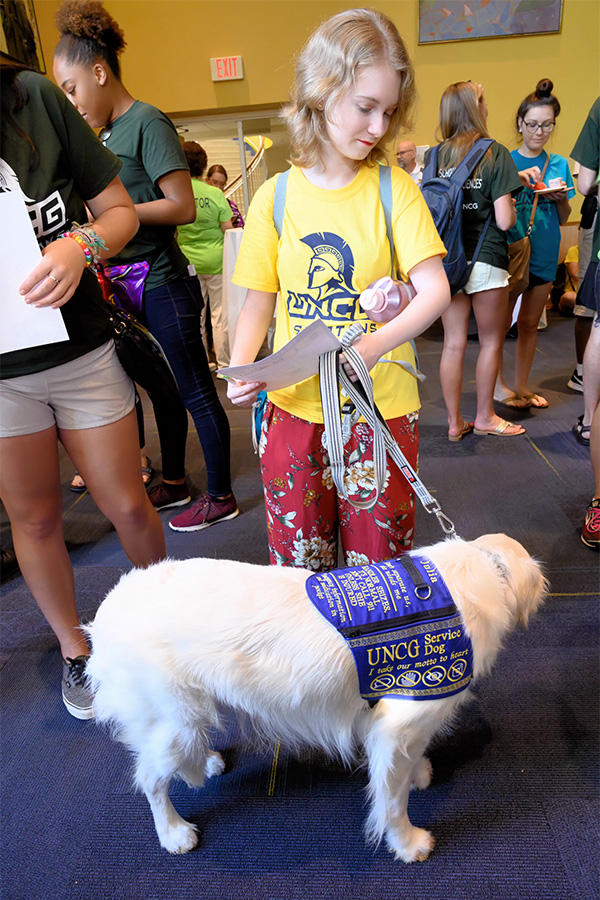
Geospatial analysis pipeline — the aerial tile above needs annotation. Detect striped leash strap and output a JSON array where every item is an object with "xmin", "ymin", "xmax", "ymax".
[{"xmin": 319, "ymin": 323, "xmax": 456, "ymax": 536}]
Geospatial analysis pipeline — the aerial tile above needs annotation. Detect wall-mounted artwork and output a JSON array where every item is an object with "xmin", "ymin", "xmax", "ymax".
[
  {"xmin": 0, "ymin": 0, "xmax": 46, "ymax": 72},
  {"xmin": 418, "ymin": 0, "xmax": 563, "ymax": 45}
]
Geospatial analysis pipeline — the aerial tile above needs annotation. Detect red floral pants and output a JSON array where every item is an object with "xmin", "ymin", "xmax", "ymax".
[{"xmin": 258, "ymin": 401, "xmax": 419, "ymax": 571}]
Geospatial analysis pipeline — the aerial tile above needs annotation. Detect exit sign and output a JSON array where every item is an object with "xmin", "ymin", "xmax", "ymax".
[{"xmin": 210, "ymin": 56, "xmax": 244, "ymax": 82}]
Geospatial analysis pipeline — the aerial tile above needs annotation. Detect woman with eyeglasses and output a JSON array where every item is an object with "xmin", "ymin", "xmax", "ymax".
[
  {"xmin": 206, "ymin": 166, "xmax": 245, "ymax": 228},
  {"xmin": 53, "ymin": 1, "xmax": 238, "ymax": 532},
  {"xmin": 495, "ymin": 79, "xmax": 575, "ymax": 410}
]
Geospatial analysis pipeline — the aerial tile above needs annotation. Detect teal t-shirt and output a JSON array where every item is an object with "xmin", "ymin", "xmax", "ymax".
[
  {"xmin": 507, "ymin": 150, "xmax": 576, "ymax": 282},
  {"xmin": 103, "ymin": 100, "xmax": 191, "ymax": 291},
  {"xmin": 571, "ymin": 97, "xmax": 600, "ymax": 261},
  {"xmin": 0, "ymin": 71, "xmax": 121, "ymax": 379},
  {"xmin": 431, "ymin": 141, "xmax": 522, "ymax": 268},
  {"xmin": 177, "ymin": 179, "xmax": 232, "ymax": 274}
]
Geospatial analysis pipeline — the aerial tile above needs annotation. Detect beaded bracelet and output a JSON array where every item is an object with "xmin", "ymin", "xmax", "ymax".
[
  {"xmin": 71, "ymin": 222, "xmax": 108, "ymax": 259},
  {"xmin": 58, "ymin": 222, "xmax": 107, "ymax": 270},
  {"xmin": 61, "ymin": 232, "xmax": 94, "ymax": 267}
]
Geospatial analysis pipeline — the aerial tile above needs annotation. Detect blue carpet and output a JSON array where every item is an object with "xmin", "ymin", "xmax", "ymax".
[{"xmin": 1, "ymin": 311, "xmax": 598, "ymax": 899}]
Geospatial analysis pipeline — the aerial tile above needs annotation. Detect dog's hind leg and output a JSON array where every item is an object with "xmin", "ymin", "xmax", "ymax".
[
  {"xmin": 137, "ymin": 762, "xmax": 198, "ymax": 854},
  {"xmin": 134, "ymin": 732, "xmax": 209, "ymax": 854},
  {"xmin": 364, "ymin": 711, "xmax": 435, "ymax": 864},
  {"xmin": 178, "ymin": 749, "xmax": 225, "ymax": 787},
  {"xmin": 411, "ymin": 755, "xmax": 433, "ymax": 791}
]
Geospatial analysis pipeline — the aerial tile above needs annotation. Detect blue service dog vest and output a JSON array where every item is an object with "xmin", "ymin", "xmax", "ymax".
[{"xmin": 306, "ymin": 555, "xmax": 473, "ymax": 702}]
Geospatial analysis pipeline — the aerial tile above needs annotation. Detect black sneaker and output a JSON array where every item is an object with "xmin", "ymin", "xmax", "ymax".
[
  {"xmin": 62, "ymin": 656, "xmax": 95, "ymax": 720},
  {"xmin": 147, "ymin": 482, "xmax": 191, "ymax": 511},
  {"xmin": 567, "ymin": 369, "xmax": 584, "ymax": 392},
  {"xmin": 1, "ymin": 546, "xmax": 20, "ymax": 581}
]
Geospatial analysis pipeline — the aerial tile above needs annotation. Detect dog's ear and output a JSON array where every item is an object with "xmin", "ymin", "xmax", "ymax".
[
  {"xmin": 507, "ymin": 555, "xmax": 548, "ymax": 627},
  {"xmin": 474, "ymin": 534, "xmax": 548, "ymax": 628}
]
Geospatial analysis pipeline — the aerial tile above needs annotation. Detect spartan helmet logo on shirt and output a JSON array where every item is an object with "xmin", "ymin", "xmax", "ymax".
[
  {"xmin": 301, "ymin": 232, "xmax": 356, "ymax": 300},
  {"xmin": 283, "ymin": 232, "xmax": 360, "ymax": 326}
]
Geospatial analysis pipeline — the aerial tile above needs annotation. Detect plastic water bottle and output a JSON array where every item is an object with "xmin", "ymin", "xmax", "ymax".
[{"xmin": 359, "ymin": 276, "xmax": 416, "ymax": 323}]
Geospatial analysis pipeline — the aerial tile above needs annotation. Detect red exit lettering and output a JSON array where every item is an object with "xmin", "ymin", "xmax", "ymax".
[{"xmin": 211, "ymin": 56, "xmax": 243, "ymax": 82}]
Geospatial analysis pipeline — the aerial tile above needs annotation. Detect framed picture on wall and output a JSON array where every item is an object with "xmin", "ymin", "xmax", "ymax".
[
  {"xmin": 0, "ymin": 0, "xmax": 46, "ymax": 73},
  {"xmin": 418, "ymin": 0, "xmax": 564, "ymax": 45}
]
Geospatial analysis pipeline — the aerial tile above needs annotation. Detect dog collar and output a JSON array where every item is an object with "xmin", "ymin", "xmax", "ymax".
[{"xmin": 306, "ymin": 555, "xmax": 473, "ymax": 703}]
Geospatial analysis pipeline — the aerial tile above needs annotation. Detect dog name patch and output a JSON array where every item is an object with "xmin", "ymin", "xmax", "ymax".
[{"xmin": 306, "ymin": 556, "xmax": 473, "ymax": 702}]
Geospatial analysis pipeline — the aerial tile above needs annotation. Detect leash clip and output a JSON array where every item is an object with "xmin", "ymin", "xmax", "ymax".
[{"xmin": 434, "ymin": 508, "xmax": 456, "ymax": 536}]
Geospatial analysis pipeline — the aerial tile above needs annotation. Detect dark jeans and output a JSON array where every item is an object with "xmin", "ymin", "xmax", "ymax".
[{"xmin": 144, "ymin": 274, "xmax": 232, "ymax": 496}]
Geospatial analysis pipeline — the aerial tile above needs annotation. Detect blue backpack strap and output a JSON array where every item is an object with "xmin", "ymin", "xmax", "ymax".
[
  {"xmin": 421, "ymin": 144, "xmax": 439, "ymax": 182},
  {"xmin": 449, "ymin": 138, "xmax": 494, "ymax": 187},
  {"xmin": 454, "ymin": 139, "xmax": 494, "ymax": 275},
  {"xmin": 466, "ymin": 212, "xmax": 493, "ymax": 275},
  {"xmin": 378, "ymin": 165, "xmax": 395, "ymax": 278},
  {"xmin": 272, "ymin": 169, "xmax": 290, "ymax": 238},
  {"xmin": 378, "ymin": 164, "xmax": 421, "ymax": 374}
]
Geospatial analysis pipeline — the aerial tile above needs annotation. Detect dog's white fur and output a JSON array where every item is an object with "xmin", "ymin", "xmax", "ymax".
[{"xmin": 86, "ymin": 534, "xmax": 547, "ymax": 863}]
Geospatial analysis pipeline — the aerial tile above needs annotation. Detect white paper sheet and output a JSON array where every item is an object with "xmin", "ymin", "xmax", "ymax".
[
  {"xmin": 218, "ymin": 319, "xmax": 342, "ymax": 391},
  {"xmin": 0, "ymin": 190, "xmax": 69, "ymax": 355}
]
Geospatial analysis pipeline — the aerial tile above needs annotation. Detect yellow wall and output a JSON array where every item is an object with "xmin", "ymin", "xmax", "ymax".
[{"xmin": 35, "ymin": 0, "xmax": 599, "ymax": 163}]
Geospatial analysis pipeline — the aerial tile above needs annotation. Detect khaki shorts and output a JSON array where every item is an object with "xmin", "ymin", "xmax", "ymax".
[
  {"xmin": 461, "ymin": 262, "xmax": 509, "ymax": 295},
  {"xmin": 0, "ymin": 341, "xmax": 135, "ymax": 438}
]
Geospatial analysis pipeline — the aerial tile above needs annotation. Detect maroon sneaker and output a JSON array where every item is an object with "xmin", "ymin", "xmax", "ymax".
[
  {"xmin": 581, "ymin": 498, "xmax": 600, "ymax": 550},
  {"xmin": 147, "ymin": 482, "xmax": 191, "ymax": 511},
  {"xmin": 169, "ymin": 493, "xmax": 239, "ymax": 532}
]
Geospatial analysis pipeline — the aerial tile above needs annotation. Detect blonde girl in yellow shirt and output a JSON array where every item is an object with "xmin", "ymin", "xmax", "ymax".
[{"xmin": 228, "ymin": 8, "xmax": 449, "ymax": 571}]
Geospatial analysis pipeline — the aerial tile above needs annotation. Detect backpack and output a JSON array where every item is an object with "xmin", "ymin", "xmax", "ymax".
[{"xmin": 421, "ymin": 138, "xmax": 494, "ymax": 294}]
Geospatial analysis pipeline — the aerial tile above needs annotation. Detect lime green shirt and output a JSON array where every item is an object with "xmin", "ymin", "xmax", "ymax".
[{"xmin": 177, "ymin": 179, "xmax": 232, "ymax": 274}]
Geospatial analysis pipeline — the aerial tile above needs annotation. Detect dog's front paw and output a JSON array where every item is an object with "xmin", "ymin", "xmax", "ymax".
[
  {"xmin": 411, "ymin": 756, "xmax": 433, "ymax": 791},
  {"xmin": 160, "ymin": 821, "xmax": 199, "ymax": 855},
  {"xmin": 387, "ymin": 826, "xmax": 435, "ymax": 864},
  {"xmin": 205, "ymin": 751, "xmax": 225, "ymax": 779}
]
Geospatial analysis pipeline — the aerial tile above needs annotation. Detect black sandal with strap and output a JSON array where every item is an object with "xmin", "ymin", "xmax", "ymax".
[{"xmin": 573, "ymin": 415, "xmax": 591, "ymax": 446}]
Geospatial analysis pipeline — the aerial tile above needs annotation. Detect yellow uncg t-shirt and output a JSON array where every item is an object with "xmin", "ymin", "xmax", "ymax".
[{"xmin": 232, "ymin": 164, "xmax": 446, "ymax": 424}]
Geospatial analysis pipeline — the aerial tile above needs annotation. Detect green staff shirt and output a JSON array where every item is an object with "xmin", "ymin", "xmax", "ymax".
[
  {"xmin": 571, "ymin": 97, "xmax": 600, "ymax": 261},
  {"xmin": 103, "ymin": 101, "xmax": 191, "ymax": 291}
]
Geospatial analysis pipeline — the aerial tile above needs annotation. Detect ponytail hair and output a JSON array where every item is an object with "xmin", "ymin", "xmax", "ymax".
[{"xmin": 55, "ymin": 0, "xmax": 126, "ymax": 79}]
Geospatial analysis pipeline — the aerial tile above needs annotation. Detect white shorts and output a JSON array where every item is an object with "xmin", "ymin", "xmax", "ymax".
[
  {"xmin": 461, "ymin": 262, "xmax": 509, "ymax": 295},
  {"xmin": 573, "ymin": 303, "xmax": 595, "ymax": 318},
  {"xmin": 0, "ymin": 341, "xmax": 135, "ymax": 438}
]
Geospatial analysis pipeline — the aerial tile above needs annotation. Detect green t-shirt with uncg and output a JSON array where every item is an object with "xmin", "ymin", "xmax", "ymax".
[
  {"xmin": 103, "ymin": 100, "xmax": 191, "ymax": 291},
  {"xmin": 177, "ymin": 179, "xmax": 232, "ymax": 274},
  {"xmin": 430, "ymin": 141, "xmax": 522, "ymax": 269},
  {"xmin": 571, "ymin": 97, "xmax": 600, "ymax": 261},
  {"xmin": 0, "ymin": 71, "xmax": 121, "ymax": 379}
]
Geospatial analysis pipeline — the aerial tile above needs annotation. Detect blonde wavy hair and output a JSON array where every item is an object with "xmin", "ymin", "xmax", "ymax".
[
  {"xmin": 283, "ymin": 8, "xmax": 415, "ymax": 169},
  {"xmin": 436, "ymin": 81, "xmax": 492, "ymax": 174}
]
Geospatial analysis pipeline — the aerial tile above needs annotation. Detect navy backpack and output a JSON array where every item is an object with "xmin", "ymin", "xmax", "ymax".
[{"xmin": 421, "ymin": 138, "xmax": 494, "ymax": 295}]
